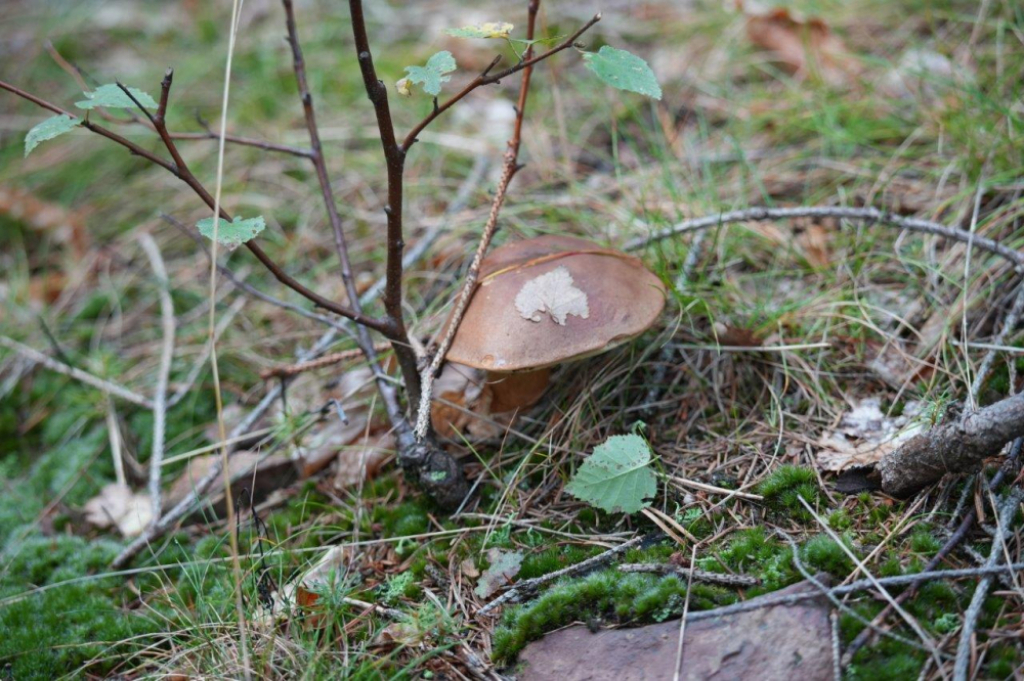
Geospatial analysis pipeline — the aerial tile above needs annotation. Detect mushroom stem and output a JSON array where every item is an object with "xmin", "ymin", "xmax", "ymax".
[{"xmin": 487, "ymin": 368, "xmax": 551, "ymax": 414}]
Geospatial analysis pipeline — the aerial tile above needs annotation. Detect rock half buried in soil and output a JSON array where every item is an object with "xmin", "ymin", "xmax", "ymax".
[{"xmin": 516, "ymin": 579, "xmax": 833, "ymax": 681}]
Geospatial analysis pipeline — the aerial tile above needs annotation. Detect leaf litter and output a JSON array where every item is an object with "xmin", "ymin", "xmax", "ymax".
[{"xmin": 816, "ymin": 397, "xmax": 925, "ymax": 472}]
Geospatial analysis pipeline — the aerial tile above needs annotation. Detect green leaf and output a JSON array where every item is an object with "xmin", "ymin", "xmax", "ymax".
[
  {"xmin": 24, "ymin": 114, "xmax": 80, "ymax": 157},
  {"xmin": 403, "ymin": 51, "xmax": 457, "ymax": 96},
  {"xmin": 565, "ymin": 434, "xmax": 657, "ymax": 514},
  {"xmin": 445, "ymin": 22, "xmax": 513, "ymax": 39},
  {"xmin": 582, "ymin": 46, "xmax": 662, "ymax": 100},
  {"xmin": 75, "ymin": 84, "xmax": 158, "ymax": 111},
  {"xmin": 196, "ymin": 215, "xmax": 266, "ymax": 248}
]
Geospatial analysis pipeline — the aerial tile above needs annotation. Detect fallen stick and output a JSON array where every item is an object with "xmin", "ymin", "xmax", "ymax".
[
  {"xmin": 626, "ymin": 206, "xmax": 1024, "ymax": 272},
  {"xmin": 878, "ymin": 391, "xmax": 1024, "ymax": 496},
  {"xmin": 953, "ymin": 486, "xmax": 1024, "ymax": 681},
  {"xmin": 138, "ymin": 233, "xmax": 176, "ymax": 528},
  {"xmin": 477, "ymin": 534, "xmax": 647, "ymax": 617},
  {"xmin": 843, "ymin": 437, "xmax": 1024, "ymax": 663},
  {"xmin": 619, "ymin": 563, "xmax": 759, "ymax": 587}
]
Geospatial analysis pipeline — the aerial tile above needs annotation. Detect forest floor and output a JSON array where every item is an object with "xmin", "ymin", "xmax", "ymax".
[{"xmin": 1, "ymin": 0, "xmax": 1023, "ymax": 678}]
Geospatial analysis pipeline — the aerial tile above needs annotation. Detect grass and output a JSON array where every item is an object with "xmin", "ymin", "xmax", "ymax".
[{"xmin": 1, "ymin": 0, "xmax": 1023, "ymax": 677}]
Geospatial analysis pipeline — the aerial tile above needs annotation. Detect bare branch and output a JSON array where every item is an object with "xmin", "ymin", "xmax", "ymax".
[
  {"xmin": 348, "ymin": 0, "xmax": 423, "ymax": 410},
  {"xmin": 401, "ymin": 12, "xmax": 602, "ymax": 153},
  {"xmin": 0, "ymin": 336, "xmax": 153, "ymax": 409},
  {"xmin": 109, "ymin": 157, "xmax": 485, "ymax": 569},
  {"xmin": 283, "ymin": 0, "xmax": 411, "ymax": 438},
  {"xmin": 0, "ymin": 78, "xmax": 389, "ymax": 332},
  {"xmin": 413, "ymin": 0, "xmax": 542, "ymax": 440},
  {"xmin": 626, "ymin": 205, "xmax": 1024, "ymax": 270},
  {"xmin": 137, "ymin": 233, "xmax": 175, "ymax": 527}
]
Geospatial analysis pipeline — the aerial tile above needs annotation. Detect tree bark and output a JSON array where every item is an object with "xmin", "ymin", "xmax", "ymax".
[{"xmin": 878, "ymin": 392, "xmax": 1024, "ymax": 496}]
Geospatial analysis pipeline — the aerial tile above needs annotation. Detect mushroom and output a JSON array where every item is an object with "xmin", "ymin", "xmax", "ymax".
[{"xmin": 440, "ymin": 235, "xmax": 666, "ymax": 418}]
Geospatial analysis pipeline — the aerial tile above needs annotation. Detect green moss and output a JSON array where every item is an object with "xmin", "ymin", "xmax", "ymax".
[
  {"xmin": 908, "ymin": 527, "xmax": 942, "ymax": 556},
  {"xmin": 756, "ymin": 466, "xmax": 821, "ymax": 520},
  {"xmin": 492, "ymin": 567, "xmax": 738, "ymax": 663},
  {"xmin": 800, "ymin": 534, "xmax": 854, "ymax": 575},
  {"xmin": 828, "ymin": 508, "xmax": 853, "ymax": 531},
  {"xmin": 984, "ymin": 644, "xmax": 1018, "ymax": 678},
  {"xmin": 518, "ymin": 545, "xmax": 602, "ymax": 581}
]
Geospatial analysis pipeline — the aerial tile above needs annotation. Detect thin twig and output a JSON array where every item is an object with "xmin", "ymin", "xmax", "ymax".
[
  {"xmin": 953, "ymin": 485, "xmax": 1024, "ymax": 681},
  {"xmin": 413, "ymin": 0, "xmax": 541, "ymax": 441},
  {"xmin": 0, "ymin": 336, "xmax": 153, "ymax": 408},
  {"xmin": 619, "ymin": 562, "xmax": 759, "ymax": 587},
  {"xmin": 400, "ymin": 12, "xmax": 602, "ymax": 153},
  {"xmin": 972, "ymin": 281, "xmax": 1024, "ymax": 396},
  {"xmin": 260, "ymin": 345, "xmax": 389, "ymax": 380},
  {"xmin": 477, "ymin": 534, "xmax": 646, "ymax": 616},
  {"xmin": 667, "ymin": 561, "xmax": 1024, "ymax": 629},
  {"xmin": 0, "ymin": 77, "xmax": 387, "ymax": 332},
  {"xmin": 167, "ymin": 129, "xmax": 314, "ymax": 158},
  {"xmin": 283, "ymin": 0, "xmax": 411, "ymax": 442},
  {"xmin": 137, "ymin": 234, "xmax": 175, "ymax": 527},
  {"xmin": 626, "ymin": 206, "xmax": 1024, "ymax": 271},
  {"xmin": 110, "ymin": 157, "xmax": 484, "ymax": 570},
  {"xmin": 674, "ymin": 545, "xmax": 698, "ymax": 681}
]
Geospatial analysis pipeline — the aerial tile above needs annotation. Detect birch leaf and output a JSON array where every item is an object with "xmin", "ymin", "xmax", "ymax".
[
  {"xmin": 75, "ymin": 83, "xmax": 158, "ymax": 110},
  {"xmin": 403, "ymin": 51, "xmax": 457, "ymax": 96},
  {"xmin": 514, "ymin": 266, "xmax": 590, "ymax": 325},
  {"xmin": 24, "ymin": 114, "xmax": 80, "ymax": 157},
  {"xmin": 565, "ymin": 434, "xmax": 656, "ymax": 514},
  {"xmin": 196, "ymin": 215, "xmax": 266, "ymax": 248},
  {"xmin": 446, "ymin": 22, "xmax": 514, "ymax": 39},
  {"xmin": 583, "ymin": 46, "xmax": 662, "ymax": 100}
]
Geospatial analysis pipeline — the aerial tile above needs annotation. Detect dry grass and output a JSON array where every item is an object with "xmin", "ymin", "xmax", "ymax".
[{"xmin": 1, "ymin": 0, "xmax": 1023, "ymax": 678}]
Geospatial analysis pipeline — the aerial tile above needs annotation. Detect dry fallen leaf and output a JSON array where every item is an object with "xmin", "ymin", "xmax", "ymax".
[
  {"xmin": 332, "ymin": 432, "xmax": 394, "ymax": 490},
  {"xmin": 0, "ymin": 185, "xmax": 89, "ymax": 256},
  {"xmin": 294, "ymin": 545, "xmax": 356, "ymax": 611},
  {"xmin": 474, "ymin": 548, "xmax": 524, "ymax": 598},
  {"xmin": 741, "ymin": 3, "xmax": 857, "ymax": 85},
  {"xmin": 816, "ymin": 397, "xmax": 924, "ymax": 471},
  {"xmin": 430, "ymin": 362, "xmax": 488, "ymax": 439},
  {"xmin": 515, "ymin": 266, "xmax": 590, "ymax": 326},
  {"xmin": 796, "ymin": 222, "xmax": 831, "ymax": 268},
  {"xmin": 164, "ymin": 451, "xmax": 295, "ymax": 513},
  {"xmin": 461, "ymin": 557, "xmax": 480, "ymax": 579},
  {"xmin": 83, "ymin": 483, "xmax": 152, "ymax": 537}
]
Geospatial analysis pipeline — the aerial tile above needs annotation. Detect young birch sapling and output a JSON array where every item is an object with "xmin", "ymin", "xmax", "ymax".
[{"xmin": 1, "ymin": 1, "xmax": 662, "ymax": 524}]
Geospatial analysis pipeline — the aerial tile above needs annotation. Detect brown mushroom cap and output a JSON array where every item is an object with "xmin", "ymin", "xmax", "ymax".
[{"xmin": 446, "ymin": 235, "xmax": 666, "ymax": 372}]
